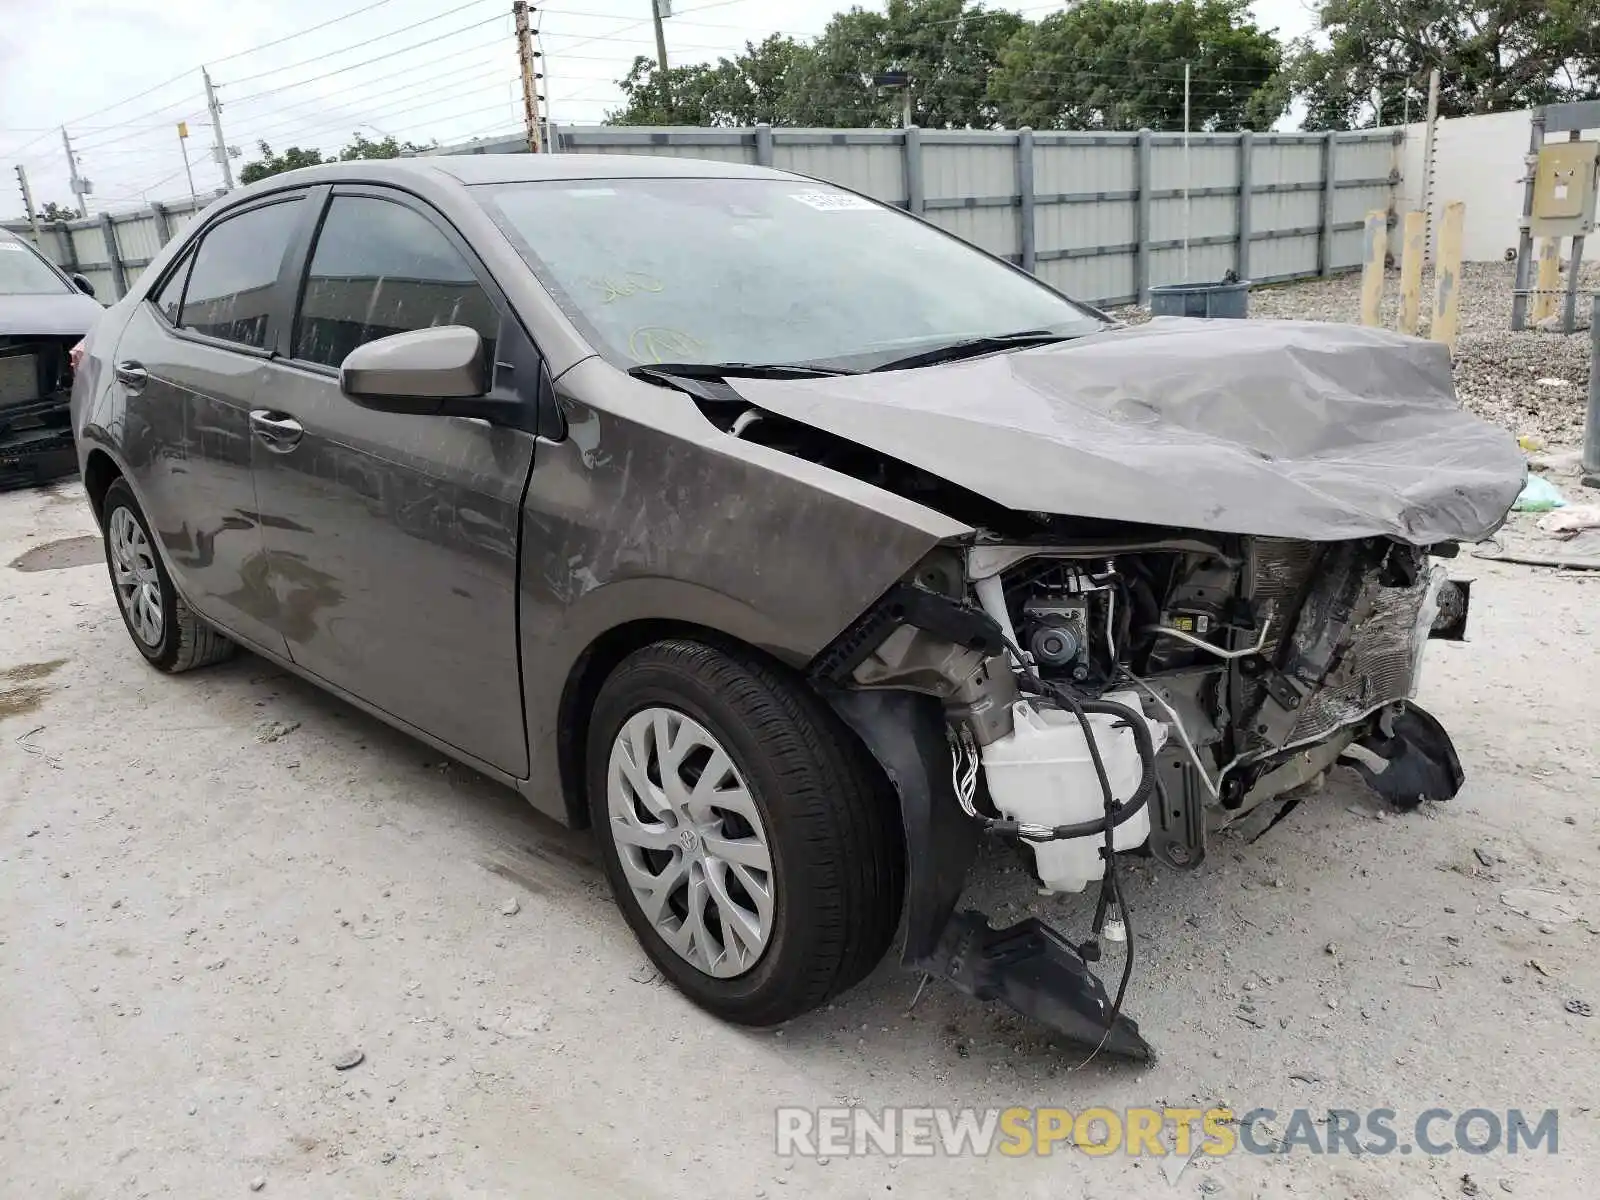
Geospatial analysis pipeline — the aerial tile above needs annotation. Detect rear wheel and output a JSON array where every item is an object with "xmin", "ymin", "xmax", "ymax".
[
  {"xmin": 586, "ymin": 639, "xmax": 903, "ymax": 1026},
  {"xmin": 102, "ymin": 478, "xmax": 235, "ymax": 673}
]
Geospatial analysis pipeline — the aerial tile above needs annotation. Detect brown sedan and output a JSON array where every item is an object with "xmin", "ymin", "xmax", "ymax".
[{"xmin": 72, "ymin": 153, "xmax": 1523, "ymax": 1058}]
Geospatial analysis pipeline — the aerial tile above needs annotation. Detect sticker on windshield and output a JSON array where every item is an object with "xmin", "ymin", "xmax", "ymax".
[{"xmin": 789, "ymin": 191, "xmax": 877, "ymax": 212}]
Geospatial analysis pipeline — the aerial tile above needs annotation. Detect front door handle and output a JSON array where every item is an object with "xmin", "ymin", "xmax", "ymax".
[
  {"xmin": 249, "ymin": 409, "xmax": 304, "ymax": 451},
  {"xmin": 114, "ymin": 361, "xmax": 148, "ymax": 392}
]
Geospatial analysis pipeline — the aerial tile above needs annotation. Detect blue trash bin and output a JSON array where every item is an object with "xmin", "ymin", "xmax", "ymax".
[{"xmin": 1148, "ymin": 280, "xmax": 1251, "ymax": 319}]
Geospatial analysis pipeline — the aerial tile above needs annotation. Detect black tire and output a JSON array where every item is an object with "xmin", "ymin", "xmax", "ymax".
[
  {"xmin": 586, "ymin": 639, "xmax": 904, "ymax": 1026},
  {"xmin": 101, "ymin": 477, "xmax": 235, "ymax": 673}
]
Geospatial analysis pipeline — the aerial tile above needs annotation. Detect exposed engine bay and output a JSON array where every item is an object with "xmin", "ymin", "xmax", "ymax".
[
  {"xmin": 666, "ymin": 317, "xmax": 1519, "ymax": 1063},
  {"xmin": 812, "ymin": 530, "xmax": 1470, "ymax": 1061}
]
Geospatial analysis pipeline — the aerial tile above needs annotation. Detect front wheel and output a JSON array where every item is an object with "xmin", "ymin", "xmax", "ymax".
[
  {"xmin": 586, "ymin": 639, "xmax": 904, "ymax": 1026},
  {"xmin": 101, "ymin": 478, "xmax": 235, "ymax": 673}
]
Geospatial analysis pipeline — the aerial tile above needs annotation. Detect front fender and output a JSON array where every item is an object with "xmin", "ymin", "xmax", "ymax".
[{"xmin": 516, "ymin": 366, "xmax": 972, "ymax": 821}]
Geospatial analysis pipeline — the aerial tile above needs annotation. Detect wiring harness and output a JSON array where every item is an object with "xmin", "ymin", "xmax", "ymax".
[{"xmin": 949, "ymin": 643, "xmax": 1168, "ymax": 1065}]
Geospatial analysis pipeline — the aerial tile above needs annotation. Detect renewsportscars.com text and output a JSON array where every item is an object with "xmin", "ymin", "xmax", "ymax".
[{"xmin": 774, "ymin": 1106, "xmax": 1559, "ymax": 1158}]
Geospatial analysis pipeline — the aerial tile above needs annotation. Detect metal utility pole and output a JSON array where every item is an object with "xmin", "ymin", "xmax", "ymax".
[
  {"xmin": 61, "ymin": 128, "xmax": 91, "ymax": 216},
  {"xmin": 652, "ymin": 0, "xmax": 672, "ymax": 120},
  {"xmin": 203, "ymin": 68, "xmax": 235, "ymax": 190},
  {"xmin": 1420, "ymin": 67, "xmax": 1439, "ymax": 258},
  {"xmin": 176, "ymin": 122, "xmax": 199, "ymax": 203},
  {"xmin": 1182, "ymin": 62, "xmax": 1192, "ymax": 282},
  {"xmin": 514, "ymin": 2, "xmax": 543, "ymax": 153},
  {"xmin": 14, "ymin": 164, "xmax": 42, "ymax": 242}
]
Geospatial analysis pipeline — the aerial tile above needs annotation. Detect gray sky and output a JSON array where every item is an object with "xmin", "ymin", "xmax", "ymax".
[{"xmin": 2, "ymin": 0, "xmax": 1317, "ymax": 217}]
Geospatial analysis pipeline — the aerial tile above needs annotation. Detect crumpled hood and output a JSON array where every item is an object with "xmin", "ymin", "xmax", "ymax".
[
  {"xmin": 734, "ymin": 318, "xmax": 1526, "ymax": 544},
  {"xmin": 0, "ymin": 292, "xmax": 104, "ymax": 338}
]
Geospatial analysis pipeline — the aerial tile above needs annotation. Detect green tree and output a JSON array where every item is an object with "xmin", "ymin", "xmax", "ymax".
[
  {"xmin": 610, "ymin": 36, "xmax": 816, "ymax": 126},
  {"xmin": 36, "ymin": 201, "xmax": 78, "ymax": 222},
  {"xmin": 988, "ymin": 0, "xmax": 1286, "ymax": 132},
  {"xmin": 1287, "ymin": 0, "xmax": 1598, "ymax": 131},
  {"xmin": 338, "ymin": 131, "xmax": 433, "ymax": 160},
  {"xmin": 784, "ymin": 0, "xmax": 1026, "ymax": 128},
  {"xmin": 606, "ymin": 1, "xmax": 1026, "ymax": 128},
  {"xmin": 239, "ymin": 141, "xmax": 326, "ymax": 185},
  {"xmin": 238, "ymin": 132, "xmax": 434, "ymax": 185}
]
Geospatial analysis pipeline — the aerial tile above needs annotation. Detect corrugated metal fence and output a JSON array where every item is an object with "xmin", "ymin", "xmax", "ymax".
[
  {"xmin": 4, "ymin": 125, "xmax": 1402, "ymax": 308},
  {"xmin": 2, "ymin": 196, "xmax": 210, "ymax": 305},
  {"xmin": 521, "ymin": 125, "xmax": 1403, "ymax": 307}
]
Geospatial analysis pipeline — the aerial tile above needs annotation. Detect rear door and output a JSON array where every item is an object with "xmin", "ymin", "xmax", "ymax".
[
  {"xmin": 110, "ymin": 194, "xmax": 313, "ymax": 653},
  {"xmin": 247, "ymin": 187, "xmax": 537, "ymax": 775}
]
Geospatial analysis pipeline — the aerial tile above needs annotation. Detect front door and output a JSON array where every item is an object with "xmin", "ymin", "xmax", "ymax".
[
  {"xmin": 247, "ymin": 189, "xmax": 536, "ymax": 776},
  {"xmin": 111, "ymin": 196, "xmax": 311, "ymax": 654}
]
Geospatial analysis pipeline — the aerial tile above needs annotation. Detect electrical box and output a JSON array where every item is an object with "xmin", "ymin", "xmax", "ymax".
[{"xmin": 1530, "ymin": 140, "xmax": 1600, "ymax": 236}]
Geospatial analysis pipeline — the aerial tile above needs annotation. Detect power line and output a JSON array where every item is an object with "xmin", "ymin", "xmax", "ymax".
[
  {"xmin": 209, "ymin": 0, "xmax": 405, "ymax": 66},
  {"xmin": 70, "ymin": 94, "xmax": 210, "ymax": 151},
  {"xmin": 246, "ymin": 79, "xmax": 516, "ymax": 146},
  {"xmin": 0, "ymin": 0, "xmax": 409, "ymax": 155},
  {"xmin": 224, "ymin": 19, "xmax": 508, "ymax": 104},
  {"xmin": 237, "ymin": 94, "xmax": 522, "ymax": 156},
  {"xmin": 230, "ymin": 52, "xmax": 513, "ymax": 130},
  {"xmin": 222, "ymin": 0, "xmax": 500, "ymax": 86}
]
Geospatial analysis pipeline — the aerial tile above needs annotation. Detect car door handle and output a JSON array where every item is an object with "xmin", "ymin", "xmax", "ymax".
[
  {"xmin": 249, "ymin": 410, "xmax": 304, "ymax": 451},
  {"xmin": 114, "ymin": 361, "xmax": 148, "ymax": 392}
]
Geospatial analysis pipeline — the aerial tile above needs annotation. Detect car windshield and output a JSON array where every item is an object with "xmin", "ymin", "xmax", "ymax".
[
  {"xmin": 475, "ymin": 177, "xmax": 1105, "ymax": 370},
  {"xmin": 0, "ymin": 238, "xmax": 71, "ymax": 295}
]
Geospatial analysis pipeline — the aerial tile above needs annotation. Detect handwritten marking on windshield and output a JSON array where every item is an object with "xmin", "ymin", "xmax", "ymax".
[
  {"xmin": 629, "ymin": 327, "xmax": 705, "ymax": 364},
  {"xmin": 592, "ymin": 272, "xmax": 665, "ymax": 304}
]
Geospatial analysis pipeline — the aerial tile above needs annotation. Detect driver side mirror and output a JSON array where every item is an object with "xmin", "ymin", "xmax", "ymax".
[
  {"xmin": 71, "ymin": 273, "xmax": 95, "ymax": 298},
  {"xmin": 340, "ymin": 326, "xmax": 489, "ymax": 415}
]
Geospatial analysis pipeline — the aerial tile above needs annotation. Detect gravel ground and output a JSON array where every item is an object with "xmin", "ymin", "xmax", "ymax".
[
  {"xmin": 1120, "ymin": 261, "xmax": 1600, "ymax": 449},
  {"xmin": 4, "ymin": 471, "xmax": 1600, "ymax": 1197}
]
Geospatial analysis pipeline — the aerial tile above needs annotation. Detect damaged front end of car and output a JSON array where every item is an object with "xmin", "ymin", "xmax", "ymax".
[
  {"xmin": 811, "ymin": 530, "xmax": 1474, "ymax": 1061},
  {"xmin": 670, "ymin": 317, "xmax": 1528, "ymax": 1059}
]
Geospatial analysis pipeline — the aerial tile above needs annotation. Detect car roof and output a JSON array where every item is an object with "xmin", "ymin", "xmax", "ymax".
[{"xmin": 257, "ymin": 151, "xmax": 798, "ymax": 191}]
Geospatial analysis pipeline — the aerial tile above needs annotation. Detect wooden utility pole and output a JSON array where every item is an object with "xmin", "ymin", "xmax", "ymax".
[
  {"xmin": 1359, "ymin": 209, "xmax": 1387, "ymax": 326},
  {"xmin": 513, "ymin": 2, "xmax": 543, "ymax": 152},
  {"xmin": 1396, "ymin": 210, "xmax": 1426, "ymax": 335},
  {"xmin": 1430, "ymin": 200, "xmax": 1466, "ymax": 352},
  {"xmin": 652, "ymin": 0, "xmax": 672, "ymax": 120},
  {"xmin": 1530, "ymin": 238, "xmax": 1561, "ymax": 325}
]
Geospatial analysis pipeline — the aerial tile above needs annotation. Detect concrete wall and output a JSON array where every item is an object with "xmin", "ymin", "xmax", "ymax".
[{"xmin": 1398, "ymin": 108, "xmax": 1598, "ymax": 263}]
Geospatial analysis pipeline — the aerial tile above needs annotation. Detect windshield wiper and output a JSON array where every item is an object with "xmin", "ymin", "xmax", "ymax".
[
  {"xmin": 866, "ymin": 330, "xmax": 1074, "ymax": 372},
  {"xmin": 628, "ymin": 361, "xmax": 851, "ymax": 382}
]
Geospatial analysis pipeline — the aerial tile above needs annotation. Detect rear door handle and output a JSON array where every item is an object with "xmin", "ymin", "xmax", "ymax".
[
  {"xmin": 114, "ymin": 361, "xmax": 148, "ymax": 392},
  {"xmin": 249, "ymin": 409, "xmax": 304, "ymax": 451}
]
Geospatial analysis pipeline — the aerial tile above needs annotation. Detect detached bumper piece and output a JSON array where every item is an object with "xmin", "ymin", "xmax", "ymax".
[
  {"xmin": 914, "ymin": 910, "xmax": 1153, "ymax": 1062},
  {"xmin": 1346, "ymin": 703, "xmax": 1464, "ymax": 810}
]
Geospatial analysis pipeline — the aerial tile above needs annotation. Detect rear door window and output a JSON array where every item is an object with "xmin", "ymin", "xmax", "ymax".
[
  {"xmin": 293, "ymin": 194, "xmax": 498, "ymax": 370},
  {"xmin": 178, "ymin": 199, "xmax": 303, "ymax": 349}
]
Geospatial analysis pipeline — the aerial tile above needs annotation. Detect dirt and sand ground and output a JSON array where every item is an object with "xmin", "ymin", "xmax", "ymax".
[{"xmin": 3, "ymin": 270, "xmax": 1599, "ymax": 1197}]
